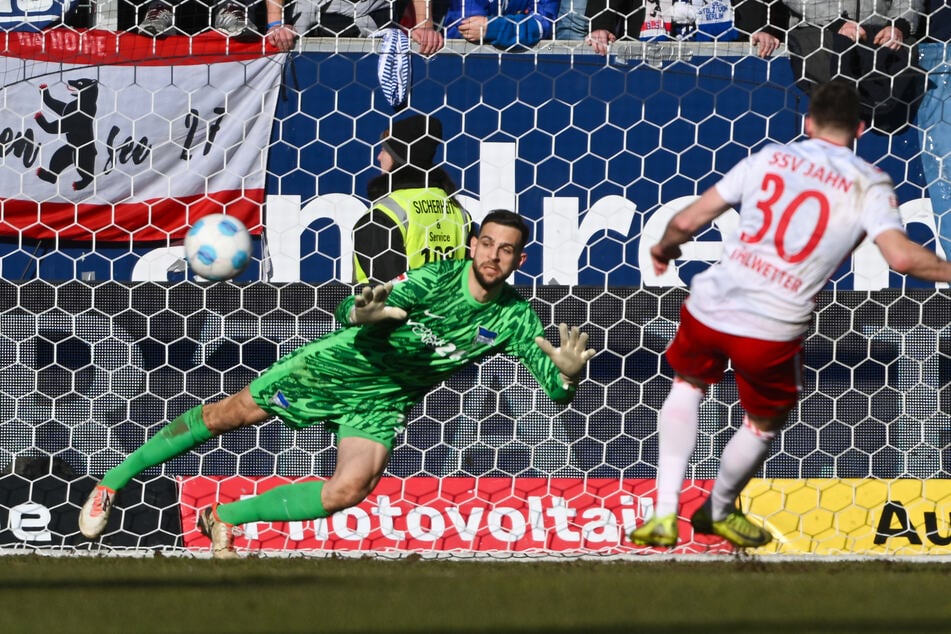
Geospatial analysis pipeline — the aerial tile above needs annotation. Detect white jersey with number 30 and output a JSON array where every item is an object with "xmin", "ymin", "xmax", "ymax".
[{"xmin": 685, "ymin": 138, "xmax": 905, "ymax": 341}]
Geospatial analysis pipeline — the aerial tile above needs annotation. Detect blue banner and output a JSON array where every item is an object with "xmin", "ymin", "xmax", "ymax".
[
  {"xmin": 0, "ymin": 49, "xmax": 936, "ymax": 287},
  {"xmin": 0, "ymin": 0, "xmax": 74, "ymax": 31}
]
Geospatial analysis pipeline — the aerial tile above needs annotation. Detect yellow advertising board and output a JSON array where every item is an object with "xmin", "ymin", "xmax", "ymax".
[{"xmin": 744, "ymin": 479, "xmax": 951, "ymax": 555}]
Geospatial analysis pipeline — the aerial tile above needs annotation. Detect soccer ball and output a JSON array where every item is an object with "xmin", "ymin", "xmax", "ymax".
[{"xmin": 184, "ymin": 214, "xmax": 252, "ymax": 281}]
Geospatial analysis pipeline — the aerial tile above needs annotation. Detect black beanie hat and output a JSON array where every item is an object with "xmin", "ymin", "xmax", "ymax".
[{"xmin": 382, "ymin": 114, "xmax": 443, "ymax": 170}]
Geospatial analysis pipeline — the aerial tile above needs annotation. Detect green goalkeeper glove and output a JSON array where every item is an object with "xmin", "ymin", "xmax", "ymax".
[
  {"xmin": 348, "ymin": 282, "xmax": 408, "ymax": 325},
  {"xmin": 535, "ymin": 323, "xmax": 596, "ymax": 389}
]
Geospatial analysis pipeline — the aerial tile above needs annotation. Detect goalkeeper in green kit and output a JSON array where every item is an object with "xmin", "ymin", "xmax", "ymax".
[{"xmin": 79, "ymin": 210, "xmax": 596, "ymax": 558}]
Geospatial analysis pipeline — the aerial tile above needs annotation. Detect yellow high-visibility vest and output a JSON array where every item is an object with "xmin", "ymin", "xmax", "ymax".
[{"xmin": 354, "ymin": 187, "xmax": 471, "ymax": 283}]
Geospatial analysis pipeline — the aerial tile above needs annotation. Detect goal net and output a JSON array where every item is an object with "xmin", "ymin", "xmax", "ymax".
[{"xmin": 0, "ymin": 9, "xmax": 948, "ymax": 556}]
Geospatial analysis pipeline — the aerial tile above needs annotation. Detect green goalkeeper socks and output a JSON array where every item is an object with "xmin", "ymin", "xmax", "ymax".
[
  {"xmin": 100, "ymin": 405, "xmax": 212, "ymax": 492},
  {"xmin": 99, "ymin": 403, "xmax": 329, "ymax": 526},
  {"xmin": 216, "ymin": 481, "xmax": 327, "ymax": 525}
]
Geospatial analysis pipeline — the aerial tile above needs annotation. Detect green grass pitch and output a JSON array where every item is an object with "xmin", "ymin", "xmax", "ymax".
[{"xmin": 1, "ymin": 555, "xmax": 949, "ymax": 633}]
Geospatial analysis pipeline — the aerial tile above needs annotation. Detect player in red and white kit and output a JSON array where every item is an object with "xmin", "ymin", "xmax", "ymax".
[{"xmin": 630, "ymin": 81, "xmax": 951, "ymax": 549}]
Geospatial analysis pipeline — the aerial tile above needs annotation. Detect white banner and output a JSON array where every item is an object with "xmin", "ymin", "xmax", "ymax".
[{"xmin": 0, "ymin": 30, "xmax": 285, "ymax": 241}]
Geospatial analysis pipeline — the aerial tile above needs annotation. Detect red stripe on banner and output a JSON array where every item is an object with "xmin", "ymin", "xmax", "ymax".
[
  {"xmin": 0, "ymin": 189, "xmax": 263, "ymax": 242},
  {"xmin": 0, "ymin": 28, "xmax": 279, "ymax": 66},
  {"xmin": 178, "ymin": 476, "xmax": 732, "ymax": 555}
]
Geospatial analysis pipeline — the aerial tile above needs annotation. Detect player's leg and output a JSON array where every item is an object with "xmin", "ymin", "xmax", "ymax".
[
  {"xmin": 693, "ymin": 336, "xmax": 802, "ymax": 548},
  {"xmin": 79, "ymin": 387, "xmax": 269, "ymax": 539},
  {"xmin": 210, "ymin": 366, "xmax": 397, "ymax": 528},
  {"xmin": 631, "ymin": 306, "xmax": 723, "ymax": 547},
  {"xmin": 630, "ymin": 375, "xmax": 707, "ymax": 547},
  {"xmin": 691, "ymin": 412, "xmax": 785, "ymax": 548},
  {"xmin": 216, "ymin": 433, "xmax": 389, "ymax": 524},
  {"xmin": 655, "ymin": 376, "xmax": 707, "ymax": 518},
  {"xmin": 197, "ymin": 339, "xmax": 398, "ymax": 557},
  {"xmin": 201, "ymin": 433, "xmax": 389, "ymax": 558},
  {"xmin": 706, "ymin": 412, "xmax": 786, "ymax": 520}
]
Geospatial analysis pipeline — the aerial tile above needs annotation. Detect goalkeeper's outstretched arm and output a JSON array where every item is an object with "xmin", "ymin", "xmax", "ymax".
[
  {"xmin": 336, "ymin": 282, "xmax": 409, "ymax": 326},
  {"xmin": 535, "ymin": 323, "xmax": 596, "ymax": 390}
]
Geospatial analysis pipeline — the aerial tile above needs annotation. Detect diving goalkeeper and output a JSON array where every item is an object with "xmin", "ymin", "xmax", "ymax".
[{"xmin": 79, "ymin": 209, "xmax": 596, "ymax": 558}]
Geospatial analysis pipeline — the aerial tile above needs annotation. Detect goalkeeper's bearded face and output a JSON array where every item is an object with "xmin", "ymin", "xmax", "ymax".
[{"xmin": 469, "ymin": 222, "xmax": 527, "ymax": 290}]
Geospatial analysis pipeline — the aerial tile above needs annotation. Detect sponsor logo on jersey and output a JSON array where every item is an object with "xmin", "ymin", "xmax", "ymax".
[
  {"xmin": 391, "ymin": 414, "xmax": 407, "ymax": 436},
  {"xmin": 406, "ymin": 318, "xmax": 473, "ymax": 360},
  {"xmin": 475, "ymin": 326, "xmax": 497, "ymax": 345},
  {"xmin": 270, "ymin": 390, "xmax": 289, "ymax": 409},
  {"xmin": 424, "ymin": 309, "xmax": 446, "ymax": 320}
]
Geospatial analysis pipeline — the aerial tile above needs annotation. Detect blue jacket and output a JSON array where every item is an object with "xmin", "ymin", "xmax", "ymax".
[{"xmin": 444, "ymin": 0, "xmax": 559, "ymax": 50}]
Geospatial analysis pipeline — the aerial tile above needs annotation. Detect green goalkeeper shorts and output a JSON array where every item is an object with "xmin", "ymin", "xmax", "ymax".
[{"xmin": 248, "ymin": 346, "xmax": 408, "ymax": 450}]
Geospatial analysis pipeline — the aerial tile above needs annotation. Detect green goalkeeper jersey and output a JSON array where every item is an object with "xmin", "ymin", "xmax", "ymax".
[{"xmin": 249, "ymin": 259, "xmax": 574, "ymax": 443}]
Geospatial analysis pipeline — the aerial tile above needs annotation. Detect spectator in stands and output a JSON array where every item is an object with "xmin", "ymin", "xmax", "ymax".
[
  {"xmin": 584, "ymin": 0, "xmax": 784, "ymax": 57},
  {"xmin": 585, "ymin": 0, "xmax": 640, "ymax": 51},
  {"xmin": 731, "ymin": 0, "xmax": 786, "ymax": 55},
  {"xmin": 444, "ymin": 0, "xmax": 560, "ymax": 50},
  {"xmin": 556, "ymin": 0, "xmax": 592, "ymax": 40},
  {"xmin": 783, "ymin": 0, "xmax": 926, "ymax": 132},
  {"xmin": 921, "ymin": 0, "xmax": 950, "ymax": 36},
  {"xmin": 264, "ymin": 0, "xmax": 443, "ymax": 53},
  {"xmin": 354, "ymin": 113, "xmax": 472, "ymax": 284},
  {"xmin": 136, "ymin": 0, "xmax": 443, "ymax": 55},
  {"xmin": 916, "ymin": 0, "xmax": 951, "ymax": 258},
  {"xmin": 138, "ymin": 0, "xmax": 260, "ymax": 39}
]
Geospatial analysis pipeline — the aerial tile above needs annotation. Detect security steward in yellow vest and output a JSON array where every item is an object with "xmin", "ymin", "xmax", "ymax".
[{"xmin": 354, "ymin": 114, "xmax": 472, "ymax": 284}]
